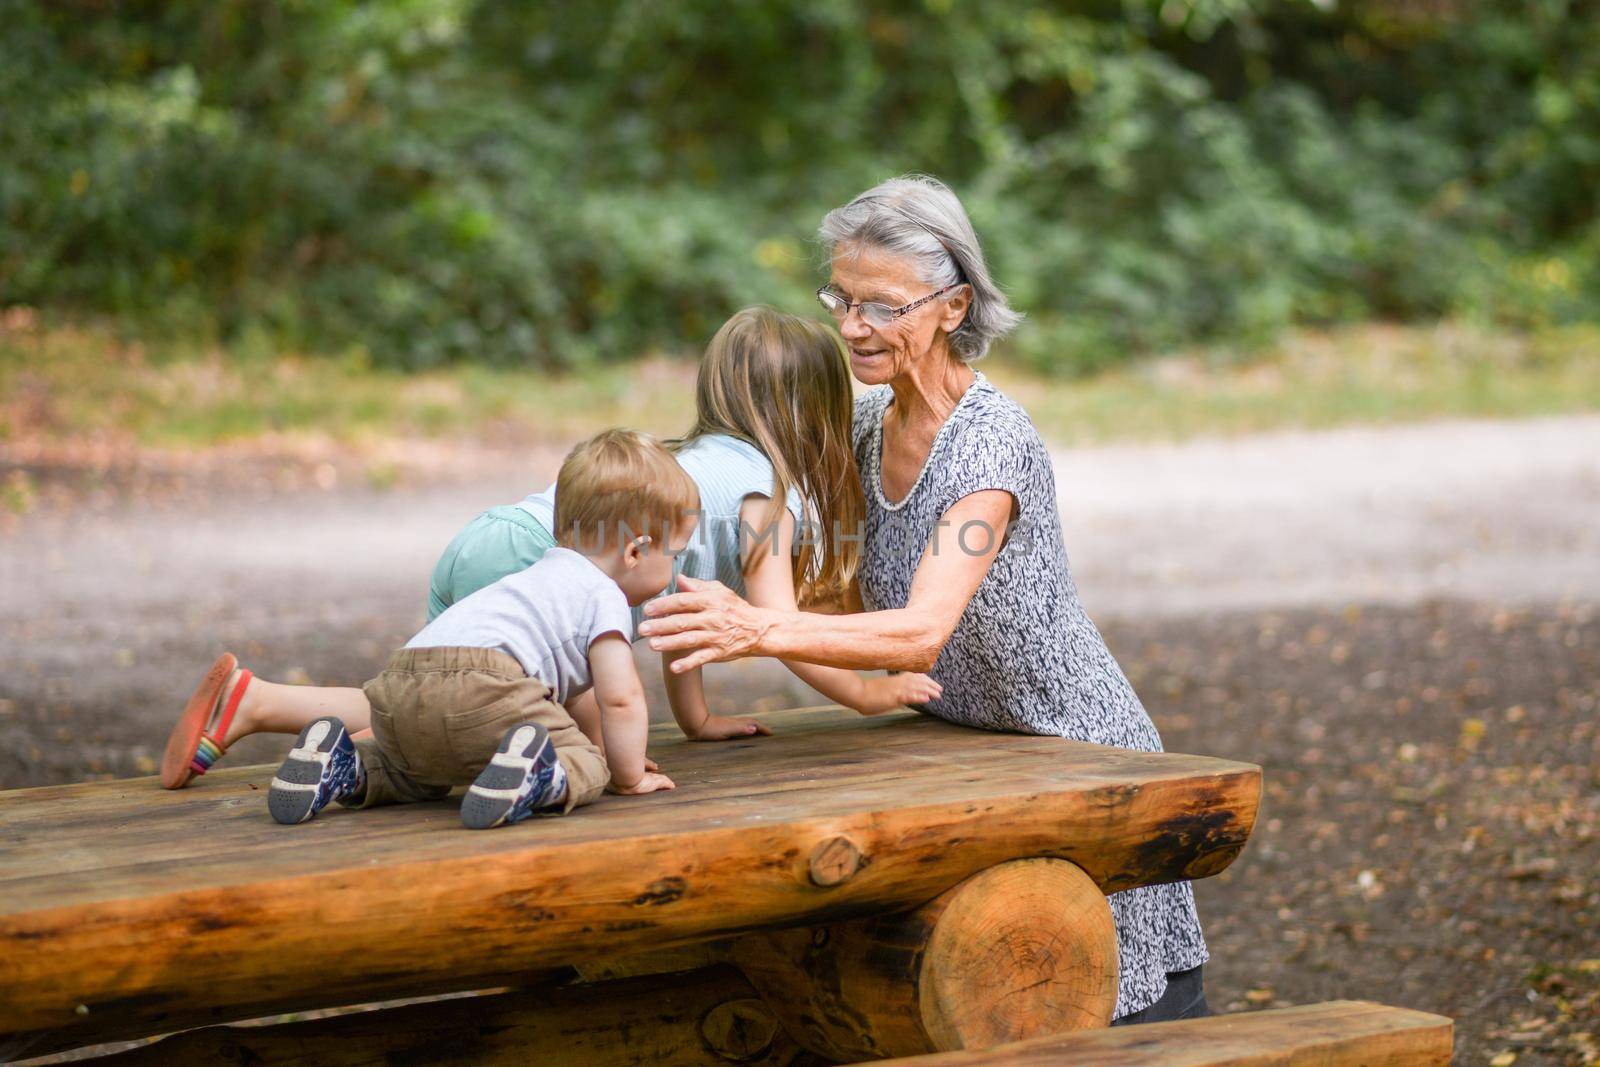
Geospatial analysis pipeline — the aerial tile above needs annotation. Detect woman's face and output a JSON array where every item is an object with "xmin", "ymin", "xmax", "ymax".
[{"xmin": 826, "ymin": 243, "xmax": 970, "ymax": 386}]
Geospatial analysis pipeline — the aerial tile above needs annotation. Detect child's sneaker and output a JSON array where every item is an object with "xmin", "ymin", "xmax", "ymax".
[
  {"xmin": 268, "ymin": 717, "xmax": 365, "ymax": 825},
  {"xmin": 460, "ymin": 722, "xmax": 568, "ymax": 829}
]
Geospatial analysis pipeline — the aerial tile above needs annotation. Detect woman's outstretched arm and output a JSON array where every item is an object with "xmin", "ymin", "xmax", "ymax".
[
  {"xmin": 739, "ymin": 499, "xmax": 941, "ymax": 711},
  {"xmin": 640, "ymin": 490, "xmax": 1014, "ymax": 675}
]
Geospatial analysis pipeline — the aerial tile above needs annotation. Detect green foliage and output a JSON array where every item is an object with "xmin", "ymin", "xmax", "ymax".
[{"xmin": 2, "ymin": 0, "xmax": 1597, "ymax": 372}]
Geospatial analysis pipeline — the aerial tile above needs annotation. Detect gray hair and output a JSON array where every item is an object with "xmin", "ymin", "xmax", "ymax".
[{"xmin": 818, "ymin": 174, "xmax": 1022, "ymax": 362}]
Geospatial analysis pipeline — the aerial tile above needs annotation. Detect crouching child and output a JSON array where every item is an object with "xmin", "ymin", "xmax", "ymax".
[{"xmin": 267, "ymin": 428, "xmax": 698, "ymax": 828}]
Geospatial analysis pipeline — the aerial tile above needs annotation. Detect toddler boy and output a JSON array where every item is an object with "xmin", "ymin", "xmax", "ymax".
[{"xmin": 267, "ymin": 428, "xmax": 697, "ymax": 828}]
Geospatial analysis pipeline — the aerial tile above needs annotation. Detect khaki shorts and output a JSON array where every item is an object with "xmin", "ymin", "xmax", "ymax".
[{"xmin": 353, "ymin": 646, "xmax": 608, "ymax": 814}]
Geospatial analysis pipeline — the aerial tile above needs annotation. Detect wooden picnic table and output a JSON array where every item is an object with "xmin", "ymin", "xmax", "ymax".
[{"xmin": 1, "ymin": 704, "xmax": 1262, "ymax": 1064}]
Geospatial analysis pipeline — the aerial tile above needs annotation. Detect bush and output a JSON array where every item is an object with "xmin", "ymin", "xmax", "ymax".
[{"xmin": 2, "ymin": 0, "xmax": 1597, "ymax": 372}]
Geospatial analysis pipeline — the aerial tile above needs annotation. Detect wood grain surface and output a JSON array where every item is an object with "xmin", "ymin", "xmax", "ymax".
[{"xmin": 0, "ymin": 706, "xmax": 1260, "ymax": 1057}]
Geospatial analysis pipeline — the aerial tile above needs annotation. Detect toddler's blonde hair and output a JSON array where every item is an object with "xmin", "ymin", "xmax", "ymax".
[{"xmin": 553, "ymin": 429, "xmax": 700, "ymax": 553}]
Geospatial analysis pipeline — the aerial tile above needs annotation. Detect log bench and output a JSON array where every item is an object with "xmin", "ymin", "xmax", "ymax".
[
  {"xmin": 0, "ymin": 704, "xmax": 1272, "ymax": 1064},
  {"xmin": 872, "ymin": 1001, "xmax": 1455, "ymax": 1065}
]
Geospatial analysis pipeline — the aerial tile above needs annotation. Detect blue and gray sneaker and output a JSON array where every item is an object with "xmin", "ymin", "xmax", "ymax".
[
  {"xmin": 460, "ymin": 722, "xmax": 567, "ymax": 830},
  {"xmin": 268, "ymin": 716, "xmax": 365, "ymax": 825}
]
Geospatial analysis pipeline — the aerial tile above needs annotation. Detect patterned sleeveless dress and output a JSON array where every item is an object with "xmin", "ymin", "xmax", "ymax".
[{"xmin": 852, "ymin": 370, "xmax": 1209, "ymax": 1018}]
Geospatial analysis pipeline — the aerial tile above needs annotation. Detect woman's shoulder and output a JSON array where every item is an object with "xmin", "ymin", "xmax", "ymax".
[
  {"xmin": 920, "ymin": 374, "xmax": 1052, "ymax": 510},
  {"xmin": 949, "ymin": 373, "xmax": 1046, "ymax": 455}
]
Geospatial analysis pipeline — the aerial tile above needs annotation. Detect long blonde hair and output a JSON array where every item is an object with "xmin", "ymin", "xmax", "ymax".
[{"xmin": 671, "ymin": 306, "xmax": 863, "ymax": 606}]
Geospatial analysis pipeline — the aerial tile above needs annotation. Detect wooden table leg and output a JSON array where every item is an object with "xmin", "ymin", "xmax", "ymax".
[
  {"xmin": 732, "ymin": 858, "xmax": 1118, "ymax": 1061},
  {"xmin": 80, "ymin": 966, "xmax": 800, "ymax": 1067}
]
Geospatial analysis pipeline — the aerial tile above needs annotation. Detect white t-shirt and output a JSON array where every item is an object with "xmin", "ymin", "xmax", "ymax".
[{"xmin": 406, "ymin": 547, "xmax": 633, "ymax": 703}]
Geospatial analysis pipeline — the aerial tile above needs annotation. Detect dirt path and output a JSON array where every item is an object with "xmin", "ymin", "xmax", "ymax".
[
  {"xmin": 2, "ymin": 414, "xmax": 1595, "ymax": 784},
  {"xmin": 3, "ymin": 415, "xmax": 1597, "ymax": 1063},
  {"xmin": 1059, "ymin": 414, "xmax": 1600, "ymax": 616}
]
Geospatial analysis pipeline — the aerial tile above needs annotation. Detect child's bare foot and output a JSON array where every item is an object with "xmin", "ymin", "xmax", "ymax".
[{"xmin": 163, "ymin": 658, "xmax": 371, "ymax": 789}]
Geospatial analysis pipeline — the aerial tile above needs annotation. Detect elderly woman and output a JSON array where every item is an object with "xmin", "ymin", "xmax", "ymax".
[{"xmin": 637, "ymin": 175, "xmax": 1211, "ymax": 1024}]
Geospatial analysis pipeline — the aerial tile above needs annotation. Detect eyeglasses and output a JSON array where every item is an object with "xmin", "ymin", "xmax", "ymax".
[{"xmin": 816, "ymin": 283, "xmax": 961, "ymax": 330}]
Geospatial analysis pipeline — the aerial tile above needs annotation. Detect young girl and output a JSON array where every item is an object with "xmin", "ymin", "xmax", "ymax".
[{"xmin": 162, "ymin": 307, "xmax": 940, "ymax": 787}]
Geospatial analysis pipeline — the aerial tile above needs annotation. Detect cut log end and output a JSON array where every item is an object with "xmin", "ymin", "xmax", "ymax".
[{"xmin": 919, "ymin": 858, "xmax": 1118, "ymax": 1049}]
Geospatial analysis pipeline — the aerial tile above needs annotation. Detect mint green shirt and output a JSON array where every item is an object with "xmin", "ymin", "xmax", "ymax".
[{"xmin": 426, "ymin": 505, "xmax": 557, "ymax": 621}]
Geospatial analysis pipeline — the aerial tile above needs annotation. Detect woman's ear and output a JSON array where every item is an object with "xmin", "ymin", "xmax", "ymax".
[{"xmin": 940, "ymin": 284, "xmax": 972, "ymax": 336}]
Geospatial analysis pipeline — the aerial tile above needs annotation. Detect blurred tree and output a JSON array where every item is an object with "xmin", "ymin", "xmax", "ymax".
[{"xmin": 1, "ymin": 0, "xmax": 1595, "ymax": 372}]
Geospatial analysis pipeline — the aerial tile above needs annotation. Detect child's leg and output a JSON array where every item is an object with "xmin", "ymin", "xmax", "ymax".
[
  {"xmin": 224, "ymin": 673, "xmax": 373, "ymax": 747},
  {"xmin": 532, "ymin": 699, "xmax": 609, "ymax": 813},
  {"xmin": 453, "ymin": 671, "xmax": 610, "ymax": 825},
  {"xmin": 354, "ymin": 648, "xmax": 502, "ymax": 811},
  {"xmin": 267, "ymin": 712, "xmax": 448, "ymax": 824},
  {"xmin": 344, "ymin": 734, "xmax": 450, "ymax": 810},
  {"xmin": 166, "ymin": 654, "xmax": 375, "ymax": 789}
]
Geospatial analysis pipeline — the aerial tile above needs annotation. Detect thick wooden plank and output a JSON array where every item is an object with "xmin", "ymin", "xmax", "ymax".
[
  {"xmin": 0, "ymin": 707, "xmax": 1260, "ymax": 1057},
  {"xmin": 83, "ymin": 966, "xmax": 802, "ymax": 1067},
  {"xmin": 872, "ymin": 1001, "xmax": 1453, "ymax": 1066}
]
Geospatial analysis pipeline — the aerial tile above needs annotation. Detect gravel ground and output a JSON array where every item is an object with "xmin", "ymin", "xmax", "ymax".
[
  {"xmin": 3, "ymin": 415, "xmax": 1598, "ymax": 1063},
  {"xmin": 1115, "ymin": 601, "xmax": 1599, "ymax": 1066}
]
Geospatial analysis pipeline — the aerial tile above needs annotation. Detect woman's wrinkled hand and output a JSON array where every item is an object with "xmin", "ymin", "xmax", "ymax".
[{"xmin": 636, "ymin": 575, "xmax": 770, "ymax": 673}]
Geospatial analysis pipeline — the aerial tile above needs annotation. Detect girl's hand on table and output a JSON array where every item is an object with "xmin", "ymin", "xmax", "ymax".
[
  {"xmin": 688, "ymin": 715, "xmax": 773, "ymax": 741},
  {"xmin": 857, "ymin": 672, "xmax": 943, "ymax": 715}
]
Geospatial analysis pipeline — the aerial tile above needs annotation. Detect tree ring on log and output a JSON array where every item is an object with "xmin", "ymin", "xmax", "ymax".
[
  {"xmin": 807, "ymin": 835, "xmax": 864, "ymax": 887},
  {"xmin": 700, "ymin": 996, "xmax": 780, "ymax": 1062},
  {"xmin": 917, "ymin": 857, "xmax": 1119, "ymax": 1050}
]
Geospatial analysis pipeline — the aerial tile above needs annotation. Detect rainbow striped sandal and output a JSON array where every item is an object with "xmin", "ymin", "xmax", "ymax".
[{"xmin": 160, "ymin": 653, "xmax": 253, "ymax": 789}]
